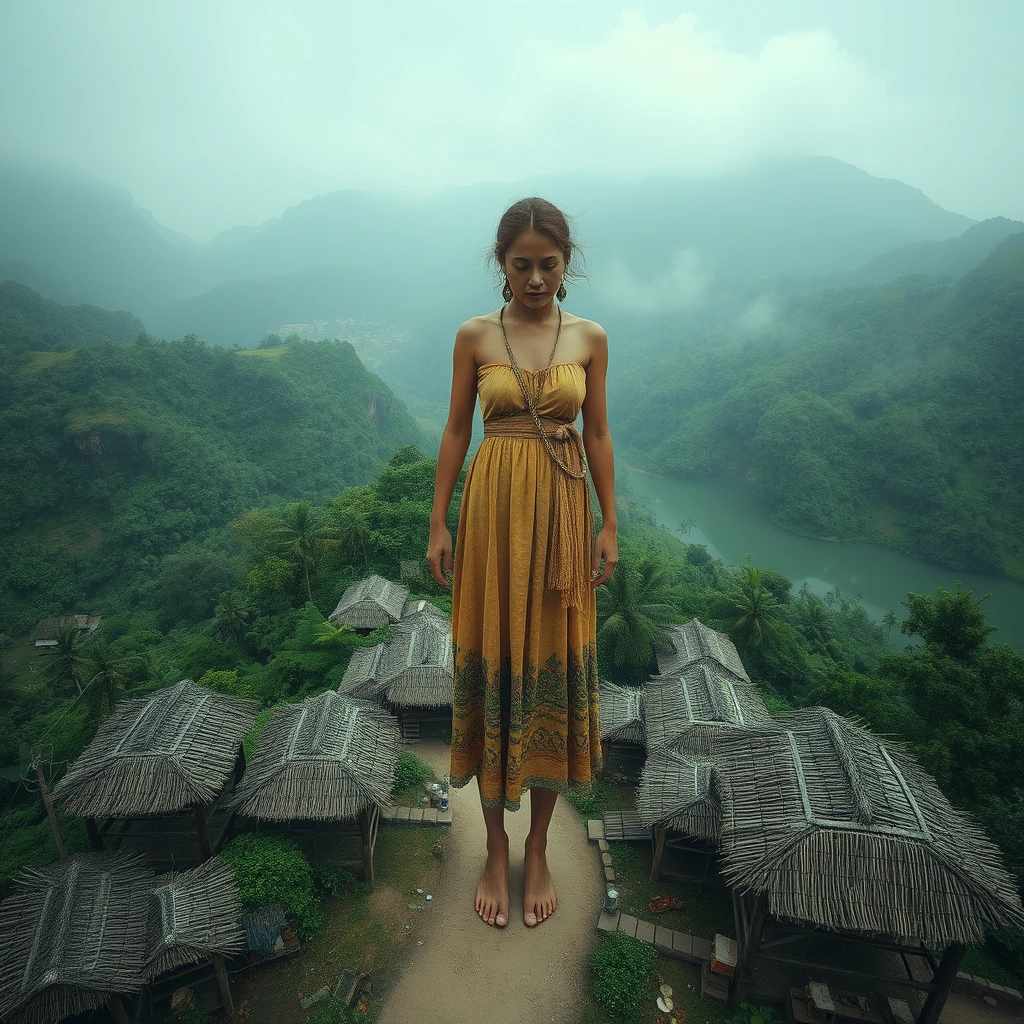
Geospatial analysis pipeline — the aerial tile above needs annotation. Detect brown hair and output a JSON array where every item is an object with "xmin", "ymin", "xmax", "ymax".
[{"xmin": 493, "ymin": 197, "xmax": 583, "ymax": 301}]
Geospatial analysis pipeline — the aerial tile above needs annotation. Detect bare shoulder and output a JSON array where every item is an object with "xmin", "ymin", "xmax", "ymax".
[{"xmin": 560, "ymin": 310, "xmax": 608, "ymax": 366}]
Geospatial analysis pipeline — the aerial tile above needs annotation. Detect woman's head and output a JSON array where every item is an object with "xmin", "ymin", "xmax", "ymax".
[{"xmin": 494, "ymin": 197, "xmax": 578, "ymax": 304}]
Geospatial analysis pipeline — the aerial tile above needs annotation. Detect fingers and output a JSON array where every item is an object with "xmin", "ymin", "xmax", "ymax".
[
  {"xmin": 426, "ymin": 543, "xmax": 453, "ymax": 589},
  {"xmin": 590, "ymin": 558, "xmax": 617, "ymax": 588}
]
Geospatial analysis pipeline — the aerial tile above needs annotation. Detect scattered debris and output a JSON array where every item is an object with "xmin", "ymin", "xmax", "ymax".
[
  {"xmin": 649, "ymin": 894, "xmax": 685, "ymax": 914},
  {"xmin": 333, "ymin": 970, "xmax": 371, "ymax": 1006},
  {"xmin": 300, "ymin": 986, "xmax": 330, "ymax": 1010}
]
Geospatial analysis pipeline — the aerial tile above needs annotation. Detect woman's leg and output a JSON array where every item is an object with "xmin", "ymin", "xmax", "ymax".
[
  {"xmin": 523, "ymin": 786, "xmax": 558, "ymax": 926},
  {"xmin": 475, "ymin": 783, "xmax": 510, "ymax": 926}
]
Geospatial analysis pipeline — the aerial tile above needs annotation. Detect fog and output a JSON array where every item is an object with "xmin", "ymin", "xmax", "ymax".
[{"xmin": 2, "ymin": 0, "xmax": 1022, "ymax": 241}]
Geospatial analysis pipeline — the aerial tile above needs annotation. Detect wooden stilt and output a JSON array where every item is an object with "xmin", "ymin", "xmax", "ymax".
[
  {"xmin": 651, "ymin": 825, "xmax": 667, "ymax": 882},
  {"xmin": 361, "ymin": 808, "xmax": 374, "ymax": 884},
  {"xmin": 108, "ymin": 994, "xmax": 132, "ymax": 1024},
  {"xmin": 212, "ymin": 952, "xmax": 235, "ymax": 1015},
  {"xmin": 31, "ymin": 747, "xmax": 66, "ymax": 859},
  {"xmin": 918, "ymin": 943, "xmax": 965, "ymax": 1024},
  {"xmin": 194, "ymin": 803, "xmax": 212, "ymax": 860},
  {"xmin": 85, "ymin": 816, "xmax": 103, "ymax": 851}
]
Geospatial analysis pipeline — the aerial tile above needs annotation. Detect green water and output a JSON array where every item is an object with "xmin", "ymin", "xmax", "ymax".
[{"xmin": 626, "ymin": 467, "xmax": 1024, "ymax": 651}]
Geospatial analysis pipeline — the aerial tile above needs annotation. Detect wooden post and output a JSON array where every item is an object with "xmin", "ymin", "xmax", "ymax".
[
  {"xmin": 107, "ymin": 994, "xmax": 132, "ymax": 1024},
  {"xmin": 735, "ymin": 890, "xmax": 766, "ymax": 1005},
  {"xmin": 212, "ymin": 952, "xmax": 235, "ymax": 1015},
  {"xmin": 85, "ymin": 816, "xmax": 103, "ymax": 851},
  {"xmin": 194, "ymin": 802, "xmax": 213, "ymax": 860},
  {"xmin": 650, "ymin": 825, "xmax": 667, "ymax": 882},
  {"xmin": 361, "ymin": 808, "xmax": 374, "ymax": 884},
  {"xmin": 918, "ymin": 943, "xmax": 965, "ymax": 1024},
  {"xmin": 31, "ymin": 747, "xmax": 66, "ymax": 860}
]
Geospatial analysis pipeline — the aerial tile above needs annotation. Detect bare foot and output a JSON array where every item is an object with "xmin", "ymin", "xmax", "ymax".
[
  {"xmin": 475, "ymin": 837, "xmax": 509, "ymax": 927},
  {"xmin": 523, "ymin": 838, "xmax": 557, "ymax": 927}
]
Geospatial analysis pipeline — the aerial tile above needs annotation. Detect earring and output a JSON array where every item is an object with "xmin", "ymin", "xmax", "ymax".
[
  {"xmin": 502, "ymin": 278, "xmax": 513, "ymax": 303},
  {"xmin": 557, "ymin": 280, "xmax": 567, "ymax": 302}
]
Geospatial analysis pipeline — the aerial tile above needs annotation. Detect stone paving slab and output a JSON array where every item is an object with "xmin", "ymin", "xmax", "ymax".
[
  {"xmin": 654, "ymin": 925, "xmax": 674, "ymax": 953},
  {"xmin": 437, "ymin": 808, "xmax": 453, "ymax": 826},
  {"xmin": 604, "ymin": 866, "xmax": 615, "ymax": 882},
  {"xmin": 597, "ymin": 910, "xmax": 620, "ymax": 933},
  {"xmin": 672, "ymin": 931, "xmax": 694, "ymax": 960},
  {"xmin": 395, "ymin": 807, "xmax": 411, "ymax": 824},
  {"xmin": 587, "ymin": 819, "xmax": 605, "ymax": 841},
  {"xmin": 617, "ymin": 913, "xmax": 639, "ymax": 938},
  {"xmin": 693, "ymin": 936, "xmax": 712, "ymax": 962},
  {"xmin": 636, "ymin": 920, "xmax": 656, "ymax": 944},
  {"xmin": 408, "ymin": 808, "xmax": 425, "ymax": 823},
  {"xmin": 422, "ymin": 808, "xmax": 438, "ymax": 824}
]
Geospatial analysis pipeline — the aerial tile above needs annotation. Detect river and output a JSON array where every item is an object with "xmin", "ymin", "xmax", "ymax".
[{"xmin": 625, "ymin": 467, "xmax": 1024, "ymax": 651}]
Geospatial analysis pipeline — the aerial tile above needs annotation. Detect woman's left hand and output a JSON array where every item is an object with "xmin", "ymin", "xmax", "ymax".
[{"xmin": 590, "ymin": 525, "xmax": 618, "ymax": 587}]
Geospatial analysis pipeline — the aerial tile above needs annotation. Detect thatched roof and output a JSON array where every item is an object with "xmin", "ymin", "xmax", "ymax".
[
  {"xmin": 656, "ymin": 619, "xmax": 750, "ymax": 682},
  {"xmin": 230, "ymin": 691, "xmax": 400, "ymax": 821},
  {"xmin": 145, "ymin": 857, "xmax": 245, "ymax": 978},
  {"xmin": 328, "ymin": 575, "xmax": 409, "ymax": 629},
  {"xmin": 642, "ymin": 661, "xmax": 772, "ymax": 750},
  {"xmin": 53, "ymin": 679, "xmax": 260, "ymax": 817},
  {"xmin": 715, "ymin": 707, "xmax": 1024, "ymax": 947},
  {"xmin": 598, "ymin": 681, "xmax": 645, "ymax": 746},
  {"xmin": 339, "ymin": 607, "xmax": 453, "ymax": 708},
  {"xmin": 0, "ymin": 850, "xmax": 152, "ymax": 1024},
  {"xmin": 637, "ymin": 743, "xmax": 722, "ymax": 843}
]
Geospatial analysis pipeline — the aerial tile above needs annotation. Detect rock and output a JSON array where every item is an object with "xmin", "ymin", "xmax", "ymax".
[
  {"xmin": 300, "ymin": 986, "xmax": 330, "ymax": 1009},
  {"xmin": 983, "ymin": 995, "xmax": 998, "ymax": 1008}
]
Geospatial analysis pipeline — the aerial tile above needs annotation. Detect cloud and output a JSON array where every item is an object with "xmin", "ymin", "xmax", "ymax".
[{"xmin": 600, "ymin": 248, "xmax": 711, "ymax": 314}]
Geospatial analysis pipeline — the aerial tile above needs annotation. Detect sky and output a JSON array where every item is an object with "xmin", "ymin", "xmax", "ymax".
[{"xmin": 2, "ymin": 0, "xmax": 1021, "ymax": 242}]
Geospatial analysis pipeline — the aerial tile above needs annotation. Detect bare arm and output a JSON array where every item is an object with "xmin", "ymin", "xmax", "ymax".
[
  {"xmin": 580, "ymin": 325, "xmax": 618, "ymax": 587},
  {"xmin": 427, "ymin": 322, "xmax": 480, "ymax": 587}
]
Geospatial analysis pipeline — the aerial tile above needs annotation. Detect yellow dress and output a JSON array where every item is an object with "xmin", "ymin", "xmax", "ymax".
[{"xmin": 449, "ymin": 361, "xmax": 602, "ymax": 810}]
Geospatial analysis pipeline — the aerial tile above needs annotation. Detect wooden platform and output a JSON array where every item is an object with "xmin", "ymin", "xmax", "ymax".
[{"xmin": 602, "ymin": 810, "xmax": 650, "ymax": 842}]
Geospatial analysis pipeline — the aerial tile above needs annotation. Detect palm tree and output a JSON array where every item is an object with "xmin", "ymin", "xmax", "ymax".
[
  {"xmin": 40, "ymin": 625, "xmax": 90, "ymax": 695},
  {"xmin": 80, "ymin": 641, "xmax": 130, "ymax": 722},
  {"xmin": 710, "ymin": 565, "xmax": 785, "ymax": 662},
  {"xmin": 676, "ymin": 515, "xmax": 698, "ymax": 539},
  {"xmin": 331, "ymin": 505, "xmax": 372, "ymax": 566},
  {"xmin": 882, "ymin": 609, "xmax": 899, "ymax": 645},
  {"xmin": 271, "ymin": 502, "xmax": 337, "ymax": 603},
  {"xmin": 597, "ymin": 550, "xmax": 680, "ymax": 680},
  {"xmin": 214, "ymin": 590, "xmax": 253, "ymax": 644}
]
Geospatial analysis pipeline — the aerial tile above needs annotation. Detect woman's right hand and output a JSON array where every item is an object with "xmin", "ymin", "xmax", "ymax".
[{"xmin": 426, "ymin": 525, "xmax": 454, "ymax": 589}]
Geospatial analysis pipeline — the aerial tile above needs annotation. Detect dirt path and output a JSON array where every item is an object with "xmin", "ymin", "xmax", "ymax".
[{"xmin": 378, "ymin": 741, "xmax": 603, "ymax": 1024}]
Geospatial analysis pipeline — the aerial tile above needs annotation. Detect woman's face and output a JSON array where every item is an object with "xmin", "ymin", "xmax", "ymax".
[{"xmin": 502, "ymin": 229, "xmax": 566, "ymax": 307}]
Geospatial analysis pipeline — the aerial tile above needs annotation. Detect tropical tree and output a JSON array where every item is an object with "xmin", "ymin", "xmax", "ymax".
[
  {"xmin": 40, "ymin": 625, "xmax": 90, "ymax": 695},
  {"xmin": 271, "ymin": 502, "xmax": 337, "ymax": 603},
  {"xmin": 214, "ymin": 590, "xmax": 253, "ymax": 645},
  {"xmin": 80, "ymin": 640, "xmax": 131, "ymax": 722},
  {"xmin": 676, "ymin": 516, "xmax": 697, "ymax": 539},
  {"xmin": 882, "ymin": 610, "xmax": 899, "ymax": 644},
  {"xmin": 597, "ymin": 548, "xmax": 680, "ymax": 681}
]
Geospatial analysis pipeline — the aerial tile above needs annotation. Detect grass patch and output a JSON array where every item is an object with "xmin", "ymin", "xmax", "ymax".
[
  {"xmin": 391, "ymin": 750, "xmax": 438, "ymax": 806},
  {"xmin": 236, "ymin": 347, "xmax": 286, "ymax": 359},
  {"xmin": 962, "ymin": 945, "xmax": 1024, "ymax": 990},
  {"xmin": 227, "ymin": 825, "xmax": 446, "ymax": 1023},
  {"xmin": 562, "ymin": 777, "xmax": 638, "ymax": 819},
  {"xmin": 608, "ymin": 842, "xmax": 734, "ymax": 940},
  {"xmin": 21, "ymin": 350, "xmax": 74, "ymax": 373}
]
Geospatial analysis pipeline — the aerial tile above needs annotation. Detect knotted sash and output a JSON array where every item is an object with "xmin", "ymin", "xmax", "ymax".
[{"xmin": 482, "ymin": 412, "xmax": 594, "ymax": 610}]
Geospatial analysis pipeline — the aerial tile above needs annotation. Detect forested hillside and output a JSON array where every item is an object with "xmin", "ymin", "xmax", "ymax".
[
  {"xmin": 0, "ymin": 286, "xmax": 423, "ymax": 636},
  {"xmin": 613, "ymin": 234, "xmax": 1024, "ymax": 580}
]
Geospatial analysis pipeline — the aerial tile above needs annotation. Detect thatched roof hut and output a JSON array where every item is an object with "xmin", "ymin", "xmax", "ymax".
[
  {"xmin": 53, "ymin": 679, "xmax": 260, "ymax": 818},
  {"xmin": 328, "ymin": 575, "xmax": 409, "ymax": 629},
  {"xmin": 231, "ymin": 691, "xmax": 399, "ymax": 822},
  {"xmin": 230, "ymin": 692, "xmax": 399, "ymax": 881},
  {"xmin": 637, "ymin": 744, "xmax": 722, "ymax": 844},
  {"xmin": 656, "ymin": 618, "xmax": 749, "ymax": 682},
  {"xmin": 340, "ymin": 607, "xmax": 453, "ymax": 709},
  {"xmin": 598, "ymin": 681, "xmax": 645, "ymax": 746},
  {"xmin": 716, "ymin": 707, "xmax": 1024, "ymax": 948},
  {"xmin": 145, "ymin": 857, "xmax": 245, "ymax": 979},
  {"xmin": 642, "ymin": 661, "xmax": 771, "ymax": 751},
  {"xmin": 0, "ymin": 850, "xmax": 152, "ymax": 1024}
]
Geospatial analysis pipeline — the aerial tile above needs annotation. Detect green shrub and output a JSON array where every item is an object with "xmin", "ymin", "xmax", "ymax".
[
  {"xmin": 220, "ymin": 832, "xmax": 323, "ymax": 939},
  {"xmin": 729, "ymin": 1003, "xmax": 781, "ymax": 1024},
  {"xmin": 588, "ymin": 930, "xmax": 656, "ymax": 1022},
  {"xmin": 393, "ymin": 750, "xmax": 433, "ymax": 793}
]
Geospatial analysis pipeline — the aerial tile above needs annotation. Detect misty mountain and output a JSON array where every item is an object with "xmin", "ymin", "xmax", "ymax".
[
  {"xmin": 0, "ymin": 259, "xmax": 88, "ymax": 305},
  {"xmin": 1, "ymin": 156, "xmax": 977, "ymax": 345},
  {"xmin": 0, "ymin": 161, "xmax": 203, "ymax": 315},
  {"xmin": 612, "ymin": 233, "xmax": 1024, "ymax": 579},
  {"xmin": 782, "ymin": 216, "xmax": 1024, "ymax": 295}
]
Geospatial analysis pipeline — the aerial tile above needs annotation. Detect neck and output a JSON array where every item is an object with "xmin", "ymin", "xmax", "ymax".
[{"xmin": 505, "ymin": 297, "xmax": 559, "ymax": 324}]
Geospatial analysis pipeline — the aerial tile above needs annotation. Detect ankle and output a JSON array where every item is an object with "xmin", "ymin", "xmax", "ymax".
[
  {"xmin": 486, "ymin": 833, "xmax": 510, "ymax": 855},
  {"xmin": 525, "ymin": 833, "xmax": 547, "ymax": 855}
]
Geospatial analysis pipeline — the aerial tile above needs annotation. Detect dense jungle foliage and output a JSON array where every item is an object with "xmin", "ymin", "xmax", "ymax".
[
  {"xmin": 0, "ymin": 289, "xmax": 423, "ymax": 637},
  {"xmin": 612, "ymin": 234, "xmax": 1024, "ymax": 580}
]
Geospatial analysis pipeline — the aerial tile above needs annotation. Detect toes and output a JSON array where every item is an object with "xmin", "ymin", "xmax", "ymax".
[
  {"xmin": 495, "ymin": 911, "xmax": 507, "ymax": 927},
  {"xmin": 524, "ymin": 909, "xmax": 538, "ymax": 927}
]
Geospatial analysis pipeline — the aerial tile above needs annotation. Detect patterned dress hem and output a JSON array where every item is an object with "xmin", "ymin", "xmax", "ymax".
[{"xmin": 449, "ymin": 761, "xmax": 604, "ymax": 812}]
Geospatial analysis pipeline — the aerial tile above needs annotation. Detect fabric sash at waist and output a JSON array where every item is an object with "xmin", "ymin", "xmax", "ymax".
[{"xmin": 482, "ymin": 412, "xmax": 594, "ymax": 610}]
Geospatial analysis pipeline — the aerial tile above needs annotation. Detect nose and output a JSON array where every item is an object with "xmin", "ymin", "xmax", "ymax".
[{"xmin": 528, "ymin": 267, "xmax": 544, "ymax": 286}]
